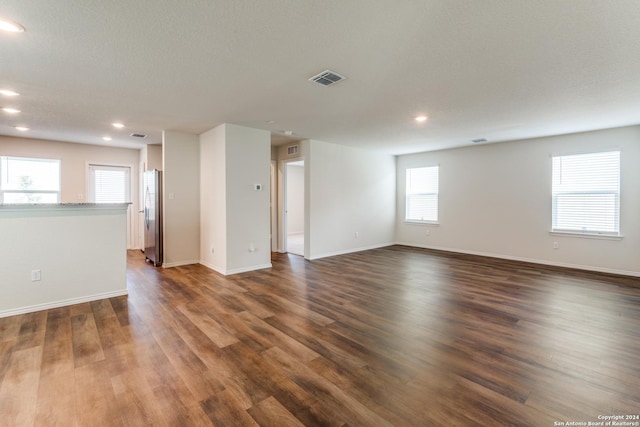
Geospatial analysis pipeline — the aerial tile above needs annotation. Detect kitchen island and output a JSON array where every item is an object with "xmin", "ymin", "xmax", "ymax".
[{"xmin": 0, "ymin": 203, "xmax": 129, "ymax": 317}]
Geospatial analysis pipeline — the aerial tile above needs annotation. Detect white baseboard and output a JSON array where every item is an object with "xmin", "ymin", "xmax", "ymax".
[
  {"xmin": 395, "ymin": 241, "xmax": 640, "ymax": 277},
  {"xmin": 162, "ymin": 259, "xmax": 200, "ymax": 268},
  {"xmin": 308, "ymin": 242, "xmax": 395, "ymax": 261},
  {"xmin": 0, "ymin": 289, "xmax": 129, "ymax": 319},
  {"xmin": 199, "ymin": 260, "xmax": 226, "ymax": 275},
  {"xmin": 199, "ymin": 260, "xmax": 273, "ymax": 276},
  {"xmin": 225, "ymin": 263, "xmax": 273, "ymax": 275}
]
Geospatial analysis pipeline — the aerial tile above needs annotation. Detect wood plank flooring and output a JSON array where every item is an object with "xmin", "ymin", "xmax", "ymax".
[{"xmin": 1, "ymin": 245, "xmax": 639, "ymax": 426}]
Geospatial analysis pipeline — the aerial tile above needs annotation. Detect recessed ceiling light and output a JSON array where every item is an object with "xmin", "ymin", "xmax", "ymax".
[
  {"xmin": 102, "ymin": 136, "xmax": 112, "ymax": 141},
  {"xmin": 2, "ymin": 107, "xmax": 20, "ymax": 113},
  {"xmin": 0, "ymin": 89, "xmax": 19, "ymax": 97},
  {"xmin": 0, "ymin": 18, "xmax": 25, "ymax": 33},
  {"xmin": 112, "ymin": 122, "xmax": 124, "ymax": 128},
  {"xmin": 15, "ymin": 126, "xmax": 28, "ymax": 131},
  {"xmin": 415, "ymin": 115, "xmax": 428, "ymax": 122}
]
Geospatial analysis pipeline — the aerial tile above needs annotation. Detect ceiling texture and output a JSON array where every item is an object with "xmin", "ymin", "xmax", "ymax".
[{"xmin": 1, "ymin": 0, "xmax": 640, "ymax": 155}]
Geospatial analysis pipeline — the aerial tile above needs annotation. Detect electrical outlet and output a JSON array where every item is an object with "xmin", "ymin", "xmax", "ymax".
[
  {"xmin": 553, "ymin": 241, "xmax": 559, "ymax": 249},
  {"xmin": 425, "ymin": 230, "xmax": 430, "ymax": 236},
  {"xmin": 31, "ymin": 269, "xmax": 41, "ymax": 281},
  {"xmin": 354, "ymin": 232, "xmax": 359, "ymax": 238}
]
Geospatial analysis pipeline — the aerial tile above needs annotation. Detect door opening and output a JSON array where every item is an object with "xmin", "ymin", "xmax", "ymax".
[
  {"xmin": 270, "ymin": 161, "xmax": 277, "ymax": 252},
  {"xmin": 284, "ymin": 160, "xmax": 304, "ymax": 256}
]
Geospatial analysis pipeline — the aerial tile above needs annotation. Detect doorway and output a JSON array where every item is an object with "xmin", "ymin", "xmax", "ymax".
[
  {"xmin": 283, "ymin": 160, "xmax": 304, "ymax": 256},
  {"xmin": 270, "ymin": 161, "xmax": 277, "ymax": 252},
  {"xmin": 87, "ymin": 163, "xmax": 135, "ymax": 249}
]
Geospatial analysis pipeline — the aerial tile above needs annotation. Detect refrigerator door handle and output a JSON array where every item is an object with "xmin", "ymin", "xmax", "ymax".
[{"xmin": 144, "ymin": 187, "xmax": 150, "ymax": 230}]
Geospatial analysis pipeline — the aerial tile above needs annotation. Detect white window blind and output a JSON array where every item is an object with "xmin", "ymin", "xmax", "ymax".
[
  {"xmin": 0, "ymin": 156, "xmax": 60, "ymax": 203},
  {"xmin": 406, "ymin": 166, "xmax": 439, "ymax": 222},
  {"xmin": 88, "ymin": 165, "xmax": 131, "ymax": 203},
  {"xmin": 552, "ymin": 150, "xmax": 620, "ymax": 235}
]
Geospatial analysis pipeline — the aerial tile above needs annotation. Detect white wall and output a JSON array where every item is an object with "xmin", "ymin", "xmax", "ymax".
[
  {"xmin": 0, "ymin": 135, "xmax": 141, "ymax": 248},
  {"xmin": 139, "ymin": 144, "xmax": 162, "ymax": 172},
  {"xmin": 225, "ymin": 125, "xmax": 272, "ymax": 272},
  {"xmin": 199, "ymin": 124, "xmax": 271, "ymax": 274},
  {"xmin": 307, "ymin": 139, "xmax": 396, "ymax": 259},
  {"xmin": 146, "ymin": 144, "xmax": 163, "ymax": 171},
  {"xmin": 0, "ymin": 205, "xmax": 128, "ymax": 317},
  {"xmin": 162, "ymin": 131, "xmax": 200, "ymax": 267},
  {"xmin": 396, "ymin": 125, "xmax": 640, "ymax": 276},
  {"xmin": 200, "ymin": 125, "xmax": 227, "ymax": 272}
]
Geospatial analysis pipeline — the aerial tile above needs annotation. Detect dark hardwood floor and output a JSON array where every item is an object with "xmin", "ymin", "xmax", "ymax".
[{"xmin": 1, "ymin": 246, "xmax": 639, "ymax": 426}]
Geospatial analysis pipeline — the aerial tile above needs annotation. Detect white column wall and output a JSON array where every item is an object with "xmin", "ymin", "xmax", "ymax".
[
  {"xmin": 199, "ymin": 125, "xmax": 227, "ymax": 273},
  {"xmin": 162, "ymin": 130, "xmax": 200, "ymax": 267},
  {"xmin": 199, "ymin": 124, "xmax": 271, "ymax": 274},
  {"xmin": 225, "ymin": 124, "xmax": 272, "ymax": 273}
]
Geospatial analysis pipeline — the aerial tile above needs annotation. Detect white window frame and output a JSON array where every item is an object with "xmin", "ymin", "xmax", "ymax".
[
  {"xmin": 0, "ymin": 156, "xmax": 61, "ymax": 204},
  {"xmin": 87, "ymin": 164, "xmax": 131, "ymax": 203},
  {"xmin": 551, "ymin": 149, "xmax": 621, "ymax": 238},
  {"xmin": 405, "ymin": 165, "xmax": 439, "ymax": 224},
  {"xmin": 87, "ymin": 163, "xmax": 136, "ymax": 249}
]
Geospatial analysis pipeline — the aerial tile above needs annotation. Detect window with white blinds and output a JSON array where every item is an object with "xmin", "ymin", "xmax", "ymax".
[
  {"xmin": 551, "ymin": 150, "xmax": 620, "ymax": 235},
  {"xmin": 0, "ymin": 156, "xmax": 60, "ymax": 203},
  {"xmin": 406, "ymin": 166, "xmax": 439, "ymax": 223},
  {"xmin": 88, "ymin": 165, "xmax": 131, "ymax": 203}
]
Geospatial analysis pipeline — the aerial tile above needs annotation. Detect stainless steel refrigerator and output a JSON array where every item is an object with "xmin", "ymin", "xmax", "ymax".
[{"xmin": 143, "ymin": 169, "xmax": 163, "ymax": 266}]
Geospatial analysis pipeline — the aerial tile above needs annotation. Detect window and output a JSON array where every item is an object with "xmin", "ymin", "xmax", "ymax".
[
  {"xmin": 551, "ymin": 150, "xmax": 620, "ymax": 236},
  {"xmin": 406, "ymin": 166, "xmax": 439, "ymax": 222},
  {"xmin": 0, "ymin": 156, "xmax": 61, "ymax": 203},
  {"xmin": 88, "ymin": 164, "xmax": 131, "ymax": 203}
]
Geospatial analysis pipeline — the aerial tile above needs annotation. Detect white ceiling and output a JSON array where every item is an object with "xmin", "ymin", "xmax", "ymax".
[{"xmin": 1, "ymin": 1, "xmax": 640, "ymax": 155}]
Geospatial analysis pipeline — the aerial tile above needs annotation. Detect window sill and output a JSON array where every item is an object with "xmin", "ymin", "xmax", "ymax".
[
  {"xmin": 404, "ymin": 220, "xmax": 439, "ymax": 226},
  {"xmin": 549, "ymin": 230, "xmax": 623, "ymax": 241}
]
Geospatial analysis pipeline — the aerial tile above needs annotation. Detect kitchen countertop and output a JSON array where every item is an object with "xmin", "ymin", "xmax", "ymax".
[
  {"xmin": 0, "ymin": 203, "xmax": 131, "ymax": 216},
  {"xmin": 0, "ymin": 202, "xmax": 130, "ymax": 209}
]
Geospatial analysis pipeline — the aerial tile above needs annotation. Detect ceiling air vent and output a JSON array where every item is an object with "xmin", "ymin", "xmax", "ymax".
[
  {"xmin": 287, "ymin": 145, "xmax": 299, "ymax": 156},
  {"xmin": 472, "ymin": 138, "xmax": 488, "ymax": 143},
  {"xmin": 309, "ymin": 70, "xmax": 346, "ymax": 87},
  {"xmin": 130, "ymin": 133, "xmax": 147, "ymax": 139}
]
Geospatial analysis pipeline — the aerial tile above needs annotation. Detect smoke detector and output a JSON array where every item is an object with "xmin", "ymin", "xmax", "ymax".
[{"xmin": 309, "ymin": 70, "xmax": 347, "ymax": 87}]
